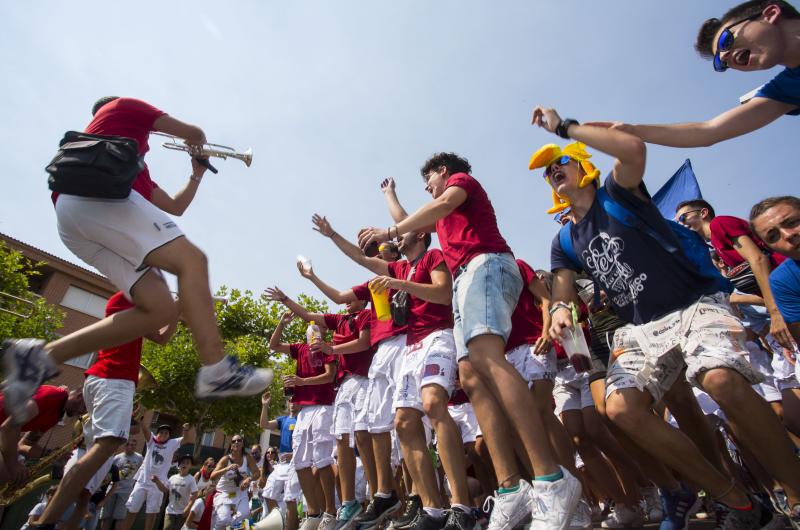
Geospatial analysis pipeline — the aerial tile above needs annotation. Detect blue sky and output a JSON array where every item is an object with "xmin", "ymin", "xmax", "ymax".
[{"xmin": 1, "ymin": 1, "xmax": 795, "ymax": 307}]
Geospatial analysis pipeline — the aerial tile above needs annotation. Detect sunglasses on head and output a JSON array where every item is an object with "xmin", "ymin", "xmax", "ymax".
[
  {"xmin": 543, "ymin": 155, "xmax": 572, "ymax": 179},
  {"xmin": 713, "ymin": 13, "xmax": 760, "ymax": 72}
]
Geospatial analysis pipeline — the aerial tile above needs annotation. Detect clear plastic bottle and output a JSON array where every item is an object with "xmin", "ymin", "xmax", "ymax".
[{"xmin": 306, "ymin": 321, "xmax": 322, "ymax": 345}]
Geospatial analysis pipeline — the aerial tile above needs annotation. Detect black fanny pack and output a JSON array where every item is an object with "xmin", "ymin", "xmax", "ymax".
[{"xmin": 46, "ymin": 131, "xmax": 143, "ymax": 199}]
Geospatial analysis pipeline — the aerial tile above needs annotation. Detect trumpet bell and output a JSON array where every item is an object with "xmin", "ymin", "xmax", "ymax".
[
  {"xmin": 240, "ymin": 148, "xmax": 253, "ymax": 167},
  {"xmin": 253, "ymin": 509, "xmax": 284, "ymax": 530},
  {"xmin": 137, "ymin": 364, "xmax": 158, "ymax": 391}
]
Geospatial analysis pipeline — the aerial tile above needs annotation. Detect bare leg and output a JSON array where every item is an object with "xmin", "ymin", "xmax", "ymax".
[
  {"xmin": 394, "ymin": 407, "xmax": 441, "ymax": 508},
  {"xmin": 782, "ymin": 388, "xmax": 800, "ymax": 441},
  {"xmin": 467, "ymin": 335, "xmax": 559, "ymax": 477},
  {"xmin": 317, "ymin": 465, "xmax": 337, "ymax": 514},
  {"xmin": 699, "ymin": 367, "xmax": 800, "ymax": 504},
  {"xmin": 421, "ymin": 385, "xmax": 471, "ymax": 507},
  {"xmin": 355, "ymin": 431, "xmax": 377, "ymax": 499},
  {"xmin": 338, "ymin": 436, "xmax": 356, "ymax": 503},
  {"xmin": 370, "ymin": 432, "xmax": 395, "ymax": 494},
  {"xmin": 143, "ymin": 513, "xmax": 157, "ymax": 530},
  {"xmin": 297, "ymin": 467, "xmax": 322, "ymax": 514},
  {"xmin": 582, "ymin": 407, "xmax": 642, "ymax": 505},
  {"xmin": 286, "ymin": 501, "xmax": 299, "ymax": 530}
]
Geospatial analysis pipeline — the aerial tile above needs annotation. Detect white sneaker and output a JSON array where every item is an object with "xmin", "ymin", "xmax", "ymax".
[
  {"xmin": 317, "ymin": 512, "xmax": 336, "ymax": 530},
  {"xmin": 640, "ymin": 486, "xmax": 663, "ymax": 523},
  {"xmin": 600, "ymin": 505, "xmax": 644, "ymax": 528},
  {"xmin": 300, "ymin": 515, "xmax": 322, "ymax": 530},
  {"xmin": 195, "ymin": 356, "xmax": 274, "ymax": 398},
  {"xmin": 567, "ymin": 500, "xmax": 592, "ymax": 530},
  {"xmin": 1, "ymin": 339, "xmax": 59, "ymax": 424},
  {"xmin": 530, "ymin": 467, "xmax": 582, "ymax": 530},
  {"xmin": 484, "ymin": 480, "xmax": 534, "ymax": 530}
]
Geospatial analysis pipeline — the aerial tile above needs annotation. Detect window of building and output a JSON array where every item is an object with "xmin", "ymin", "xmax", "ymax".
[
  {"xmin": 61, "ymin": 286, "xmax": 107, "ymax": 319},
  {"xmin": 201, "ymin": 431, "xmax": 215, "ymax": 447}
]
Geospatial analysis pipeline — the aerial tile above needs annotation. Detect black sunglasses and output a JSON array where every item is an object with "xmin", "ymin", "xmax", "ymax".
[
  {"xmin": 677, "ymin": 209, "xmax": 703, "ymax": 224},
  {"xmin": 713, "ymin": 13, "xmax": 760, "ymax": 72}
]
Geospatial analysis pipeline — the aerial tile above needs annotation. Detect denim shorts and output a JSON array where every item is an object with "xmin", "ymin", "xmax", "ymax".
[{"xmin": 452, "ymin": 253, "xmax": 523, "ymax": 360}]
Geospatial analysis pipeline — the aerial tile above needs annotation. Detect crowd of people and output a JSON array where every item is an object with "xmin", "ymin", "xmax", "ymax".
[{"xmin": 3, "ymin": 1, "xmax": 800, "ymax": 529}]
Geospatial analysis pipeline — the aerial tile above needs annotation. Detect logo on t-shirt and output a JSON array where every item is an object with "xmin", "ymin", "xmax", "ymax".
[
  {"xmin": 152, "ymin": 451, "xmax": 164, "ymax": 465},
  {"xmin": 583, "ymin": 233, "xmax": 647, "ymax": 308}
]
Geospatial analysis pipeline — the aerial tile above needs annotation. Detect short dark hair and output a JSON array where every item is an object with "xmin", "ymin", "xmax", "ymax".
[
  {"xmin": 423, "ymin": 233, "xmax": 432, "ymax": 249},
  {"xmin": 178, "ymin": 454, "xmax": 194, "ymax": 465},
  {"xmin": 749, "ymin": 195, "xmax": 800, "ymax": 224},
  {"xmin": 676, "ymin": 199, "xmax": 716, "ymax": 219},
  {"xmin": 92, "ymin": 96, "xmax": 119, "ymax": 116},
  {"xmin": 420, "ymin": 152, "xmax": 472, "ymax": 179},
  {"xmin": 695, "ymin": 1, "xmax": 800, "ymax": 58}
]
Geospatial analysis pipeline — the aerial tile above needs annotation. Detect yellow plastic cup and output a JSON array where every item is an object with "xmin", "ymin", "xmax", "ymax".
[{"xmin": 369, "ymin": 283, "xmax": 391, "ymax": 321}]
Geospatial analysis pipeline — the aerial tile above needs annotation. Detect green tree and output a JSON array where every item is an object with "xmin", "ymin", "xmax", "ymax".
[
  {"xmin": 138, "ymin": 287, "xmax": 330, "ymax": 458},
  {"xmin": 0, "ymin": 241, "xmax": 64, "ymax": 344}
]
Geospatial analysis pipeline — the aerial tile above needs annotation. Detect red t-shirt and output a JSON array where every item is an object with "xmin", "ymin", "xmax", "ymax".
[
  {"xmin": 85, "ymin": 291, "xmax": 142, "ymax": 383},
  {"xmin": 435, "ymin": 173, "xmax": 512, "ymax": 273},
  {"xmin": 709, "ymin": 215, "xmax": 786, "ymax": 269},
  {"xmin": 506, "ymin": 259, "xmax": 545, "ymax": 352},
  {"xmin": 52, "ymin": 97, "xmax": 165, "ymax": 204},
  {"xmin": 0, "ymin": 385, "xmax": 68, "ymax": 432},
  {"xmin": 289, "ymin": 343, "xmax": 336, "ymax": 406},
  {"xmin": 448, "ymin": 388, "xmax": 470, "ymax": 406},
  {"xmin": 323, "ymin": 310, "xmax": 374, "ymax": 379},
  {"xmin": 387, "ymin": 249, "xmax": 454, "ymax": 345},
  {"xmin": 352, "ymin": 281, "xmax": 406, "ymax": 346}
]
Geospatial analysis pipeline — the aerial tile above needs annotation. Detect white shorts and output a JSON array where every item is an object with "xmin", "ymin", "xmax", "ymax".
[
  {"xmin": 213, "ymin": 490, "xmax": 249, "ymax": 530},
  {"xmin": 84, "ymin": 376, "xmax": 135, "ymax": 441},
  {"xmin": 746, "ymin": 342, "xmax": 783, "ymax": 402},
  {"xmin": 264, "ymin": 461, "xmax": 301, "ymax": 502},
  {"xmin": 126, "ymin": 481, "xmax": 164, "ymax": 514},
  {"xmin": 553, "ymin": 365, "xmax": 594, "ymax": 415},
  {"xmin": 605, "ymin": 293, "xmax": 762, "ymax": 404},
  {"xmin": 55, "ymin": 191, "xmax": 183, "ymax": 299},
  {"xmin": 366, "ymin": 334, "xmax": 406, "ymax": 433},
  {"xmin": 333, "ymin": 375, "xmax": 369, "ymax": 443},
  {"xmin": 64, "ymin": 441, "xmax": 114, "ymax": 496},
  {"xmin": 448, "ymin": 402, "xmax": 480, "ymax": 444},
  {"xmin": 506, "ymin": 344, "xmax": 557, "ymax": 383},
  {"xmin": 768, "ymin": 335, "xmax": 800, "ymax": 391},
  {"xmin": 292, "ymin": 405, "xmax": 335, "ymax": 470},
  {"xmin": 393, "ymin": 329, "xmax": 457, "ymax": 412}
]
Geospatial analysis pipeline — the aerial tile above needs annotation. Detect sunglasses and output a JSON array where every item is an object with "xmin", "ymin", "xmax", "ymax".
[
  {"xmin": 677, "ymin": 209, "xmax": 702, "ymax": 224},
  {"xmin": 543, "ymin": 155, "xmax": 572, "ymax": 179},
  {"xmin": 713, "ymin": 14, "xmax": 760, "ymax": 72},
  {"xmin": 231, "ymin": 439, "xmax": 243, "ymax": 444}
]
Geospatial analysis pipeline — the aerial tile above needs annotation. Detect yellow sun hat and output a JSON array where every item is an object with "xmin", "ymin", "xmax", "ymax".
[{"xmin": 528, "ymin": 141, "xmax": 600, "ymax": 214}]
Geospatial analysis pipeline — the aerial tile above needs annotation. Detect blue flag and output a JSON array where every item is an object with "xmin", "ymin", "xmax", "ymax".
[{"xmin": 653, "ymin": 159, "xmax": 703, "ymax": 219}]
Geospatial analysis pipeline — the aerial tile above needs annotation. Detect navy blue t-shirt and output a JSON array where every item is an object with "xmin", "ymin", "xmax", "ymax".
[
  {"xmin": 754, "ymin": 65, "xmax": 800, "ymax": 116},
  {"xmin": 770, "ymin": 259, "xmax": 800, "ymax": 324},
  {"xmin": 551, "ymin": 175, "xmax": 718, "ymax": 325},
  {"xmin": 276, "ymin": 415, "xmax": 296, "ymax": 454}
]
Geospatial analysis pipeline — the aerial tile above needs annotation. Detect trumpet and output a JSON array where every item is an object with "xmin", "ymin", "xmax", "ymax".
[{"xmin": 153, "ymin": 133, "xmax": 253, "ymax": 173}]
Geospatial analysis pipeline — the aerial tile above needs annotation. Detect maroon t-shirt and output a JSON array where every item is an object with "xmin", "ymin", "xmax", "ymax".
[
  {"xmin": 323, "ymin": 310, "xmax": 374, "ymax": 379},
  {"xmin": 435, "ymin": 173, "xmax": 512, "ymax": 273},
  {"xmin": 387, "ymin": 249, "xmax": 454, "ymax": 345},
  {"xmin": 352, "ymin": 281, "xmax": 406, "ymax": 346},
  {"xmin": 0, "ymin": 385, "xmax": 68, "ymax": 432},
  {"xmin": 52, "ymin": 97, "xmax": 165, "ymax": 204},
  {"xmin": 85, "ymin": 292, "xmax": 142, "ymax": 383},
  {"xmin": 448, "ymin": 388, "xmax": 470, "ymax": 406},
  {"xmin": 289, "ymin": 343, "xmax": 336, "ymax": 406},
  {"xmin": 709, "ymin": 215, "xmax": 786, "ymax": 269},
  {"xmin": 506, "ymin": 259, "xmax": 545, "ymax": 352}
]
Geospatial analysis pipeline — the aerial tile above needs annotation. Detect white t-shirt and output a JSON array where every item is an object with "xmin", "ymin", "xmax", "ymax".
[
  {"xmin": 134, "ymin": 436, "xmax": 183, "ymax": 484},
  {"xmin": 181, "ymin": 498, "xmax": 205, "ymax": 530},
  {"xmin": 113, "ymin": 451, "xmax": 144, "ymax": 495},
  {"xmin": 166, "ymin": 473, "xmax": 198, "ymax": 515},
  {"xmin": 21, "ymin": 502, "xmax": 47, "ymax": 530}
]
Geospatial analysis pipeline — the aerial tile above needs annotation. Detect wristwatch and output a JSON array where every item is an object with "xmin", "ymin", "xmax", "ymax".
[
  {"xmin": 549, "ymin": 301, "xmax": 572, "ymax": 315},
  {"xmin": 555, "ymin": 118, "xmax": 579, "ymax": 139}
]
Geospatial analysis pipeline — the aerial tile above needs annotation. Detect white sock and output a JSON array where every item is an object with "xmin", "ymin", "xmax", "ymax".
[
  {"xmin": 451, "ymin": 504, "xmax": 471, "ymax": 514},
  {"xmin": 423, "ymin": 507, "xmax": 446, "ymax": 518},
  {"xmin": 375, "ymin": 491, "xmax": 391, "ymax": 499}
]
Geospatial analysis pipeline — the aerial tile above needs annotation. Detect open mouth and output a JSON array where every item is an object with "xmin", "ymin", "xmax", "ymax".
[
  {"xmin": 550, "ymin": 169, "xmax": 567, "ymax": 186},
  {"xmin": 733, "ymin": 49, "xmax": 750, "ymax": 66}
]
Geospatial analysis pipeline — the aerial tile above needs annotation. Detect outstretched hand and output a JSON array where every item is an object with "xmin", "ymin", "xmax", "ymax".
[
  {"xmin": 357, "ymin": 227, "xmax": 390, "ymax": 251},
  {"xmin": 280, "ymin": 312, "xmax": 294, "ymax": 325},
  {"xmin": 312, "ymin": 214, "xmax": 335, "ymax": 238},
  {"xmin": 380, "ymin": 177, "xmax": 396, "ymax": 193},
  {"xmin": 296, "ymin": 261, "xmax": 315, "ymax": 279},
  {"xmin": 262, "ymin": 287, "xmax": 287, "ymax": 303},
  {"xmin": 261, "ymin": 390, "xmax": 271, "ymax": 404},
  {"xmin": 531, "ymin": 106, "xmax": 562, "ymax": 134}
]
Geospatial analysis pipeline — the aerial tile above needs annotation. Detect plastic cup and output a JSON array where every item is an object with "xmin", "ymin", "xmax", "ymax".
[
  {"xmin": 297, "ymin": 255, "xmax": 312, "ymax": 272},
  {"xmin": 560, "ymin": 325, "xmax": 593, "ymax": 373},
  {"xmin": 369, "ymin": 283, "xmax": 391, "ymax": 321}
]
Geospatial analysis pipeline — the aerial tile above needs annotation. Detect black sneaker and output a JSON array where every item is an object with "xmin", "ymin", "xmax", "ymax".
[
  {"xmin": 442, "ymin": 509, "xmax": 475, "ymax": 530},
  {"xmin": 1, "ymin": 339, "xmax": 59, "ymax": 424},
  {"xmin": 389, "ymin": 495, "xmax": 421, "ymax": 529},
  {"xmin": 408, "ymin": 512, "xmax": 447, "ymax": 530},
  {"xmin": 356, "ymin": 493, "xmax": 402, "ymax": 529},
  {"xmin": 719, "ymin": 499, "xmax": 763, "ymax": 530}
]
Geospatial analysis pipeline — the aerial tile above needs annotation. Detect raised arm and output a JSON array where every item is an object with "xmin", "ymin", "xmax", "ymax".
[
  {"xmin": 380, "ymin": 178, "xmax": 410, "ymax": 223},
  {"xmin": 153, "ymin": 115, "xmax": 207, "ymax": 146},
  {"xmin": 149, "ymin": 158, "xmax": 208, "ymax": 217},
  {"xmin": 137, "ymin": 409, "xmax": 152, "ymax": 443},
  {"xmin": 312, "ymin": 214, "xmax": 388, "ymax": 275},
  {"xmin": 297, "ymin": 264, "xmax": 359, "ymax": 304},
  {"xmin": 259, "ymin": 391, "xmax": 279, "ymax": 431},
  {"xmin": 263, "ymin": 287, "xmax": 326, "ymax": 325},
  {"xmin": 532, "ymin": 106, "xmax": 646, "ymax": 191},
  {"xmin": 269, "ymin": 312, "xmax": 295, "ymax": 355},
  {"xmin": 369, "ymin": 263, "xmax": 452, "ymax": 305},
  {"xmin": 180, "ymin": 423, "xmax": 195, "ymax": 446},
  {"xmin": 619, "ymin": 97, "xmax": 795, "ymax": 148}
]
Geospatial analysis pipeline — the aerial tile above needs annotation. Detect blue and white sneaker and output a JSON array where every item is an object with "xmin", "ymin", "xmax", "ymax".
[
  {"xmin": 195, "ymin": 355, "xmax": 273, "ymax": 398},
  {"xmin": 335, "ymin": 500, "xmax": 364, "ymax": 530},
  {"xmin": 1, "ymin": 339, "xmax": 59, "ymax": 425},
  {"xmin": 658, "ymin": 484, "xmax": 696, "ymax": 530}
]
